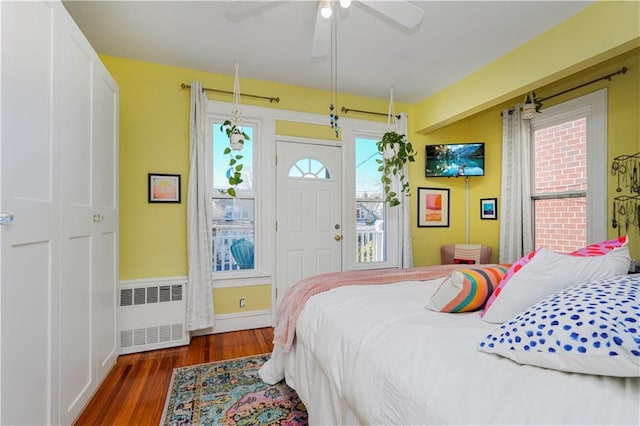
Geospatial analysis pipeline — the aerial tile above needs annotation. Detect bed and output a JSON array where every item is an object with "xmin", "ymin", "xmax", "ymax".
[{"xmin": 259, "ymin": 237, "xmax": 640, "ymax": 425}]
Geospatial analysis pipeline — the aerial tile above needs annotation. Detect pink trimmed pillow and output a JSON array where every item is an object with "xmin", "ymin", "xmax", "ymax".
[
  {"xmin": 481, "ymin": 245, "xmax": 631, "ymax": 323},
  {"xmin": 570, "ymin": 235, "xmax": 628, "ymax": 257},
  {"xmin": 481, "ymin": 236, "xmax": 630, "ymax": 319},
  {"xmin": 481, "ymin": 248, "xmax": 540, "ymax": 317}
]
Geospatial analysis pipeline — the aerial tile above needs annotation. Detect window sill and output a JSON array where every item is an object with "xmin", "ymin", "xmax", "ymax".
[{"xmin": 213, "ymin": 273, "xmax": 271, "ymax": 288}]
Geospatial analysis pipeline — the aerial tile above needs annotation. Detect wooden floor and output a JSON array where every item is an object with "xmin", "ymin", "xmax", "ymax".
[{"xmin": 74, "ymin": 327, "xmax": 274, "ymax": 426}]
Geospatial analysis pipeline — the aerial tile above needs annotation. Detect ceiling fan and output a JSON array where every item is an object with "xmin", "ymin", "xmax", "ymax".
[{"xmin": 225, "ymin": 0, "xmax": 424, "ymax": 58}]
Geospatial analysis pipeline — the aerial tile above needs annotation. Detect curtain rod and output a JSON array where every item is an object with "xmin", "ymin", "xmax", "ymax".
[
  {"xmin": 180, "ymin": 83, "xmax": 280, "ymax": 103},
  {"xmin": 538, "ymin": 66, "xmax": 628, "ymax": 102},
  {"xmin": 503, "ymin": 66, "xmax": 628, "ymax": 115},
  {"xmin": 341, "ymin": 106, "xmax": 401, "ymax": 120}
]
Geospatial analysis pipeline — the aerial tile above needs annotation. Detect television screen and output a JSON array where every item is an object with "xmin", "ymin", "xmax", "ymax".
[{"xmin": 425, "ymin": 142, "xmax": 485, "ymax": 177}]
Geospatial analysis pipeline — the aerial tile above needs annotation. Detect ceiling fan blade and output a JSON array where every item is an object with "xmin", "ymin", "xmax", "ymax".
[
  {"xmin": 360, "ymin": 0, "xmax": 424, "ymax": 29},
  {"xmin": 311, "ymin": 8, "xmax": 331, "ymax": 58},
  {"xmin": 224, "ymin": 0, "xmax": 286, "ymax": 20}
]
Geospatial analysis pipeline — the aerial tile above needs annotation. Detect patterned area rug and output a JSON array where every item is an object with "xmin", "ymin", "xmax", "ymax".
[{"xmin": 161, "ymin": 353, "xmax": 307, "ymax": 425}]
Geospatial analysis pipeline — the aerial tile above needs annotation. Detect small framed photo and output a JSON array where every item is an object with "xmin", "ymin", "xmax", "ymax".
[
  {"xmin": 480, "ymin": 197, "xmax": 497, "ymax": 220},
  {"xmin": 148, "ymin": 173, "xmax": 181, "ymax": 203},
  {"xmin": 417, "ymin": 187, "xmax": 450, "ymax": 227}
]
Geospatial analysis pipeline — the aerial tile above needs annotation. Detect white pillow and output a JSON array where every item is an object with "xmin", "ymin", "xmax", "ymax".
[
  {"xmin": 478, "ymin": 275, "xmax": 640, "ymax": 377},
  {"xmin": 481, "ymin": 246, "xmax": 630, "ymax": 323}
]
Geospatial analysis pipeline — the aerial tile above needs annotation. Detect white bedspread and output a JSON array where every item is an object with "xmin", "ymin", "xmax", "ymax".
[{"xmin": 260, "ymin": 279, "xmax": 640, "ymax": 425}]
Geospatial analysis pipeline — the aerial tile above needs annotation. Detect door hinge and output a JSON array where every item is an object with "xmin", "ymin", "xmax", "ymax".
[{"xmin": 275, "ymin": 221, "xmax": 278, "ymax": 231}]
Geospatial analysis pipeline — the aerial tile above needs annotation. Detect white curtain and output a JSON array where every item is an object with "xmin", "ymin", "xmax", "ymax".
[
  {"xmin": 499, "ymin": 106, "xmax": 534, "ymax": 263},
  {"xmin": 384, "ymin": 111, "xmax": 414, "ymax": 268},
  {"xmin": 186, "ymin": 81, "xmax": 215, "ymax": 331},
  {"xmin": 396, "ymin": 113, "xmax": 414, "ymax": 267}
]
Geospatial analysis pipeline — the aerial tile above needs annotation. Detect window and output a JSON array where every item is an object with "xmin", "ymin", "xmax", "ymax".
[
  {"xmin": 211, "ymin": 121, "xmax": 255, "ymax": 271},
  {"xmin": 354, "ymin": 137, "xmax": 386, "ymax": 263},
  {"xmin": 530, "ymin": 90, "xmax": 607, "ymax": 251},
  {"xmin": 288, "ymin": 158, "xmax": 330, "ymax": 179}
]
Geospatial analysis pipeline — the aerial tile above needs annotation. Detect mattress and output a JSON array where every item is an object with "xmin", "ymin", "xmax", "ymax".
[{"xmin": 260, "ymin": 278, "xmax": 640, "ymax": 425}]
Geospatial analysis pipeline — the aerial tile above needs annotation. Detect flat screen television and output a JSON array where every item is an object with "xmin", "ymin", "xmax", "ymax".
[{"xmin": 425, "ymin": 142, "xmax": 485, "ymax": 177}]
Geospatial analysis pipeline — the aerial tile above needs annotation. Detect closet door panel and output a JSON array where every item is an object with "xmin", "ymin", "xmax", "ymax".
[
  {"xmin": 92, "ymin": 70, "xmax": 119, "ymax": 383},
  {"xmin": 57, "ymin": 6, "xmax": 96, "ymax": 423},
  {"xmin": 59, "ymin": 236, "xmax": 92, "ymax": 417},
  {"xmin": 0, "ymin": 2, "xmax": 58, "ymax": 425}
]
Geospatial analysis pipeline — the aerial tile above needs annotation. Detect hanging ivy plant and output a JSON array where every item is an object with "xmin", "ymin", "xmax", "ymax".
[
  {"xmin": 376, "ymin": 131, "xmax": 416, "ymax": 207},
  {"xmin": 221, "ymin": 120, "xmax": 250, "ymax": 197}
]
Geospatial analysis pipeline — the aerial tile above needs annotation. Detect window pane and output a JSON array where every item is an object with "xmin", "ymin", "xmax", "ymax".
[
  {"xmin": 534, "ymin": 197, "xmax": 586, "ymax": 252},
  {"xmin": 533, "ymin": 118, "xmax": 587, "ymax": 194},
  {"xmin": 356, "ymin": 201, "xmax": 386, "ymax": 263},
  {"xmin": 355, "ymin": 137, "xmax": 386, "ymax": 263},
  {"xmin": 355, "ymin": 137, "xmax": 383, "ymax": 198},
  {"xmin": 212, "ymin": 122, "xmax": 254, "ymax": 194},
  {"xmin": 288, "ymin": 158, "xmax": 330, "ymax": 179},
  {"xmin": 212, "ymin": 198, "xmax": 254, "ymax": 271}
]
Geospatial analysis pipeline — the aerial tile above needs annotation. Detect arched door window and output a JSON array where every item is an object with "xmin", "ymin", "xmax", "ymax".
[{"xmin": 288, "ymin": 158, "xmax": 330, "ymax": 179}]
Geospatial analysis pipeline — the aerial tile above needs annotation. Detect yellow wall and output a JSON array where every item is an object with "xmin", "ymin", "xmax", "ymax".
[
  {"xmin": 411, "ymin": 108, "xmax": 503, "ymax": 265},
  {"xmin": 412, "ymin": 48, "xmax": 640, "ymax": 265},
  {"xmin": 213, "ymin": 285, "xmax": 271, "ymax": 315},
  {"xmin": 102, "ymin": 55, "xmax": 412, "ymax": 314},
  {"xmin": 102, "ymin": 55, "xmax": 412, "ymax": 282}
]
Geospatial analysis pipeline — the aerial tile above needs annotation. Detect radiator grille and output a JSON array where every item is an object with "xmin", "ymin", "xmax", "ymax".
[{"xmin": 118, "ymin": 280, "xmax": 188, "ymax": 354}]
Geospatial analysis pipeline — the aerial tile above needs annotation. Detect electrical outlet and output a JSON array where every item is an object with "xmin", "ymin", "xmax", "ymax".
[{"xmin": 239, "ymin": 297, "xmax": 246, "ymax": 308}]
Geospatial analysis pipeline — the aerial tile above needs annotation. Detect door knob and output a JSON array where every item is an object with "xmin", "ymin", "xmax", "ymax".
[
  {"xmin": 0, "ymin": 212, "xmax": 15, "ymax": 226},
  {"xmin": 334, "ymin": 235, "xmax": 342, "ymax": 241}
]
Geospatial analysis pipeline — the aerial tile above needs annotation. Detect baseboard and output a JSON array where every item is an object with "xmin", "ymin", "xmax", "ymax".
[{"xmin": 191, "ymin": 309, "xmax": 272, "ymax": 336}]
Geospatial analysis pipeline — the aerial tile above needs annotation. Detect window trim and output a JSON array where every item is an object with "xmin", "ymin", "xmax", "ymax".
[
  {"xmin": 207, "ymin": 111, "xmax": 264, "ymax": 279},
  {"xmin": 342, "ymin": 123, "xmax": 401, "ymax": 270},
  {"xmin": 205, "ymin": 100, "xmax": 404, "ymax": 287},
  {"xmin": 529, "ymin": 88, "xmax": 607, "ymax": 245}
]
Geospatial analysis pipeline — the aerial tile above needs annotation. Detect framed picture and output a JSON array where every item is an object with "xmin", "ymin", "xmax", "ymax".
[
  {"xmin": 480, "ymin": 197, "xmax": 497, "ymax": 220},
  {"xmin": 417, "ymin": 187, "xmax": 450, "ymax": 227},
  {"xmin": 148, "ymin": 173, "xmax": 181, "ymax": 203}
]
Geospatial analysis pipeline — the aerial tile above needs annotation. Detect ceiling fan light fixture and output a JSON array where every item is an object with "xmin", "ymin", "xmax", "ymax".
[
  {"xmin": 319, "ymin": 0, "xmax": 332, "ymax": 19},
  {"xmin": 339, "ymin": 0, "xmax": 352, "ymax": 8}
]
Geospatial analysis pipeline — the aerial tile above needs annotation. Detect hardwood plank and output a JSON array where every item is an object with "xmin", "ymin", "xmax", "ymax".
[{"xmin": 74, "ymin": 327, "xmax": 274, "ymax": 425}]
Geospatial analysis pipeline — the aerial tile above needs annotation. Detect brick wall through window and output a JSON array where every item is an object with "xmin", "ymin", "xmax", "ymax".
[{"xmin": 533, "ymin": 118, "xmax": 587, "ymax": 252}]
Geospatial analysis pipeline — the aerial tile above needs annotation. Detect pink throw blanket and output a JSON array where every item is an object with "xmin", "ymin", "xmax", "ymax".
[{"xmin": 273, "ymin": 265, "xmax": 464, "ymax": 352}]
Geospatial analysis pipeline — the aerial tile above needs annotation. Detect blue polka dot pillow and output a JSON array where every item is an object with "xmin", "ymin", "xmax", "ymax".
[{"xmin": 478, "ymin": 275, "xmax": 640, "ymax": 377}]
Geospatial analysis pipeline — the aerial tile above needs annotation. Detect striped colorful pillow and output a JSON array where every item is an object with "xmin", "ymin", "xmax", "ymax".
[{"xmin": 426, "ymin": 265, "xmax": 511, "ymax": 313}]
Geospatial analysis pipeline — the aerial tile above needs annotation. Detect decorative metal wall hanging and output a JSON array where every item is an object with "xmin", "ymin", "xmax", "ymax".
[{"xmin": 611, "ymin": 152, "xmax": 640, "ymax": 235}]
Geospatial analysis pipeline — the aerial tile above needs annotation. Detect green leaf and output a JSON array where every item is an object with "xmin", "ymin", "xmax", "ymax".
[{"xmin": 227, "ymin": 188, "xmax": 236, "ymax": 197}]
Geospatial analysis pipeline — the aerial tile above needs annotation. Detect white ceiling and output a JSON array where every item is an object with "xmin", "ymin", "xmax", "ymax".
[{"xmin": 63, "ymin": 0, "xmax": 593, "ymax": 104}]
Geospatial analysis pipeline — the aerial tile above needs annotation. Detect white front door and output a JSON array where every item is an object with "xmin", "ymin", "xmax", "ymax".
[{"xmin": 275, "ymin": 141, "xmax": 342, "ymax": 309}]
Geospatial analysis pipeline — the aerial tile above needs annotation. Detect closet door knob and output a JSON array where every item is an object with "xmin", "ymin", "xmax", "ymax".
[{"xmin": 0, "ymin": 212, "xmax": 15, "ymax": 226}]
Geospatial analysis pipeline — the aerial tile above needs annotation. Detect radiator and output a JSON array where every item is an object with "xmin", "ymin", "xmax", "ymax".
[{"xmin": 118, "ymin": 278, "xmax": 189, "ymax": 354}]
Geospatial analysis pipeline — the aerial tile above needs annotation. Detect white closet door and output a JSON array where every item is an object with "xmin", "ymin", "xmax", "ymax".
[
  {"xmin": 0, "ymin": 2, "xmax": 60, "ymax": 425},
  {"xmin": 58, "ymin": 6, "xmax": 95, "ymax": 421},
  {"xmin": 1, "ymin": 2, "xmax": 119, "ymax": 424},
  {"xmin": 57, "ymin": 6, "xmax": 119, "ymax": 424},
  {"xmin": 91, "ymin": 67, "xmax": 119, "ymax": 388}
]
